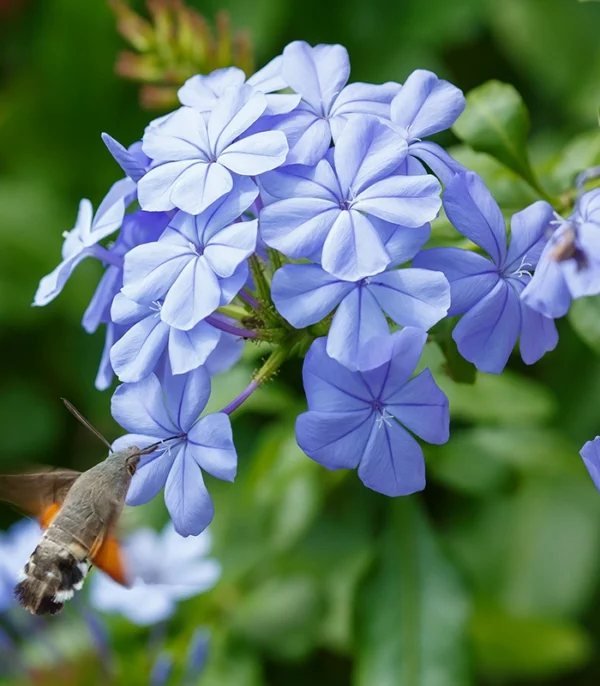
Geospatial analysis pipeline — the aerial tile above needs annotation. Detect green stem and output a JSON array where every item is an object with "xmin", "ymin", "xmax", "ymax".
[
  {"xmin": 254, "ymin": 347, "xmax": 288, "ymax": 384},
  {"xmin": 267, "ymin": 247, "xmax": 284, "ymax": 274},
  {"xmin": 249, "ymin": 254, "xmax": 280, "ymax": 327}
]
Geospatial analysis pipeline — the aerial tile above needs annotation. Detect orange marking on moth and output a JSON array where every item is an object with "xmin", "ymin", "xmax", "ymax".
[
  {"xmin": 39, "ymin": 502, "xmax": 62, "ymax": 530},
  {"xmin": 91, "ymin": 536, "xmax": 130, "ymax": 587}
]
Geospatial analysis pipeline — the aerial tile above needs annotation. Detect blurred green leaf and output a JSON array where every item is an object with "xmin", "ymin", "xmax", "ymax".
[
  {"xmin": 569, "ymin": 294, "xmax": 600, "ymax": 354},
  {"xmin": 453, "ymin": 81, "xmax": 548, "ymax": 198},
  {"xmin": 200, "ymin": 630, "xmax": 264, "ymax": 686},
  {"xmin": 354, "ymin": 499, "xmax": 471, "ymax": 686},
  {"xmin": 229, "ymin": 575, "xmax": 324, "ymax": 659},
  {"xmin": 431, "ymin": 427, "xmax": 580, "ymax": 496},
  {"xmin": 471, "ymin": 604, "xmax": 591, "ymax": 678},
  {"xmin": 551, "ymin": 130, "xmax": 600, "ymax": 191},
  {"xmin": 500, "ymin": 475, "xmax": 600, "ymax": 618}
]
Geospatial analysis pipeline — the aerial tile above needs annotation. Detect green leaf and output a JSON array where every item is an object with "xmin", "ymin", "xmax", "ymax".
[
  {"xmin": 354, "ymin": 499, "xmax": 471, "ymax": 686},
  {"xmin": 472, "ymin": 604, "xmax": 590, "ymax": 679},
  {"xmin": 452, "ymin": 81, "xmax": 549, "ymax": 198},
  {"xmin": 569, "ymin": 294, "xmax": 600, "ymax": 354}
]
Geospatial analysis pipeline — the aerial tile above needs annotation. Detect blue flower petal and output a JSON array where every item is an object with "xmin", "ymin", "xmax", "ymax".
[
  {"xmin": 165, "ymin": 448, "xmax": 214, "ymax": 536},
  {"xmin": 168, "ymin": 323, "xmax": 221, "ymax": 375},
  {"xmin": 580, "ymin": 437, "xmax": 600, "ymax": 492},
  {"xmin": 505, "ymin": 200, "xmax": 554, "ymax": 272},
  {"xmin": 519, "ymin": 302, "xmax": 559, "ymax": 365},
  {"xmin": 443, "ymin": 172, "xmax": 507, "ymax": 266},
  {"xmin": 126, "ymin": 443, "xmax": 179, "ymax": 506},
  {"xmin": 272, "ymin": 263, "xmax": 352, "ymax": 328},
  {"xmin": 453, "ymin": 280, "xmax": 521, "ymax": 373},
  {"xmin": 353, "ymin": 174, "xmax": 441, "ymax": 228},
  {"xmin": 112, "ymin": 373, "xmax": 179, "ymax": 436},
  {"xmin": 296, "ymin": 409, "xmax": 373, "ymax": 470},
  {"xmin": 110, "ymin": 312, "xmax": 170, "ymax": 383},
  {"xmin": 321, "ymin": 209, "xmax": 390, "ymax": 281},
  {"xmin": 101, "ymin": 132, "xmax": 148, "ymax": 182},
  {"xmin": 327, "ymin": 286, "xmax": 389, "ymax": 370},
  {"xmin": 412, "ymin": 247, "xmax": 499, "ymax": 316},
  {"xmin": 368, "ymin": 267, "xmax": 450, "ymax": 330},
  {"xmin": 187, "ymin": 413, "xmax": 237, "ymax": 482},
  {"xmin": 162, "ymin": 366, "xmax": 211, "ymax": 433},
  {"xmin": 385, "ymin": 368, "xmax": 449, "ymax": 444},
  {"xmin": 391, "ymin": 69, "xmax": 465, "ymax": 140},
  {"xmin": 302, "ymin": 337, "xmax": 373, "ymax": 411},
  {"xmin": 357, "ymin": 420, "xmax": 425, "ymax": 496}
]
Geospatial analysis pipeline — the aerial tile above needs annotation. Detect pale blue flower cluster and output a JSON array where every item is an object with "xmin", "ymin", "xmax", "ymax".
[{"xmin": 35, "ymin": 40, "xmax": 576, "ymax": 535}]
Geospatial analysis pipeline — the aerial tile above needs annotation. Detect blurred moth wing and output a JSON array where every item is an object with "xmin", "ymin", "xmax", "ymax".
[{"xmin": 0, "ymin": 448, "xmax": 140, "ymax": 615}]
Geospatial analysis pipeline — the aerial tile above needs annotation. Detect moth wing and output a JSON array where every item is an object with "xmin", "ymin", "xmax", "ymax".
[
  {"xmin": 90, "ymin": 532, "xmax": 130, "ymax": 587},
  {"xmin": 0, "ymin": 469, "xmax": 81, "ymax": 519}
]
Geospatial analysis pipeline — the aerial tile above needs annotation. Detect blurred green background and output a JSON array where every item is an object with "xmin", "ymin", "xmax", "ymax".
[{"xmin": 2, "ymin": 0, "xmax": 600, "ymax": 684}]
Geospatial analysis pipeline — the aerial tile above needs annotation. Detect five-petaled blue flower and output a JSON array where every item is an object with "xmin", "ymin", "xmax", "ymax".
[
  {"xmin": 296, "ymin": 328, "xmax": 449, "ymax": 496},
  {"xmin": 389, "ymin": 69, "xmax": 467, "ymax": 182},
  {"xmin": 123, "ymin": 179, "xmax": 258, "ymax": 330},
  {"xmin": 260, "ymin": 117, "xmax": 442, "ymax": 281},
  {"xmin": 112, "ymin": 368, "xmax": 236, "ymax": 536},
  {"xmin": 522, "ymin": 188, "xmax": 600, "ymax": 318},
  {"xmin": 270, "ymin": 40, "xmax": 400, "ymax": 166},
  {"xmin": 414, "ymin": 172, "xmax": 558, "ymax": 373},
  {"xmin": 33, "ymin": 178, "xmax": 135, "ymax": 307},
  {"xmin": 137, "ymin": 84, "xmax": 288, "ymax": 215}
]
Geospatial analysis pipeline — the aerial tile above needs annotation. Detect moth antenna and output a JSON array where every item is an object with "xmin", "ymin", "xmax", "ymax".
[{"xmin": 61, "ymin": 398, "xmax": 113, "ymax": 453}]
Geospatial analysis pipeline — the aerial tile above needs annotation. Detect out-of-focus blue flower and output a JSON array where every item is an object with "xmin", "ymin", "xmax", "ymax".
[
  {"xmin": 581, "ymin": 437, "xmax": 600, "ymax": 492},
  {"xmin": 137, "ymin": 85, "xmax": 288, "ymax": 215},
  {"xmin": 150, "ymin": 654, "xmax": 173, "ymax": 686},
  {"xmin": 522, "ymin": 189, "xmax": 600, "ymax": 318},
  {"xmin": 271, "ymin": 41, "xmax": 399, "ymax": 166},
  {"xmin": 260, "ymin": 117, "xmax": 441, "ymax": 281},
  {"xmin": 0, "ymin": 519, "xmax": 41, "ymax": 613},
  {"xmin": 33, "ymin": 179, "xmax": 135, "ymax": 307},
  {"xmin": 414, "ymin": 172, "xmax": 558, "ymax": 373},
  {"xmin": 178, "ymin": 62, "xmax": 299, "ymax": 116},
  {"xmin": 389, "ymin": 69, "xmax": 467, "ymax": 183},
  {"xmin": 296, "ymin": 328, "xmax": 449, "ymax": 496},
  {"xmin": 272, "ymin": 251, "xmax": 449, "ymax": 371},
  {"xmin": 186, "ymin": 628, "xmax": 210, "ymax": 677},
  {"xmin": 90, "ymin": 524, "xmax": 220, "ymax": 626},
  {"xmin": 123, "ymin": 179, "xmax": 257, "ymax": 331},
  {"xmin": 112, "ymin": 369, "xmax": 236, "ymax": 536}
]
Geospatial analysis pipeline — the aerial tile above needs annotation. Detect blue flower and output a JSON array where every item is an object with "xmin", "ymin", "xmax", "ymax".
[
  {"xmin": 581, "ymin": 437, "xmax": 600, "ymax": 492},
  {"xmin": 123, "ymin": 179, "xmax": 258, "ymax": 330},
  {"xmin": 178, "ymin": 62, "xmax": 299, "ymax": 116},
  {"xmin": 389, "ymin": 69, "xmax": 467, "ymax": 183},
  {"xmin": 271, "ymin": 225, "xmax": 450, "ymax": 370},
  {"xmin": 260, "ymin": 117, "xmax": 441, "ymax": 281},
  {"xmin": 269, "ymin": 41, "xmax": 400, "ymax": 166},
  {"xmin": 522, "ymin": 189, "xmax": 600, "ymax": 318},
  {"xmin": 295, "ymin": 328, "xmax": 449, "ymax": 496},
  {"xmin": 0, "ymin": 519, "xmax": 41, "ymax": 613},
  {"xmin": 90, "ymin": 523, "xmax": 220, "ymax": 625},
  {"xmin": 413, "ymin": 172, "xmax": 558, "ymax": 373},
  {"xmin": 137, "ymin": 84, "xmax": 288, "ymax": 215},
  {"xmin": 33, "ymin": 178, "xmax": 135, "ymax": 307},
  {"xmin": 112, "ymin": 369, "xmax": 236, "ymax": 536}
]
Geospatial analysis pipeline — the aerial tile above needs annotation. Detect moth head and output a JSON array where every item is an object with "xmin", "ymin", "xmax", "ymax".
[{"xmin": 125, "ymin": 450, "xmax": 141, "ymax": 477}]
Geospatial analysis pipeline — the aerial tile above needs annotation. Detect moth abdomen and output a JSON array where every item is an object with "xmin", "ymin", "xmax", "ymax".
[{"xmin": 14, "ymin": 543, "xmax": 90, "ymax": 615}]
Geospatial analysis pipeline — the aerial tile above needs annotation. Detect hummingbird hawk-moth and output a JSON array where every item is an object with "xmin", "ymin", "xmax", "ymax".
[{"xmin": 0, "ymin": 400, "xmax": 168, "ymax": 616}]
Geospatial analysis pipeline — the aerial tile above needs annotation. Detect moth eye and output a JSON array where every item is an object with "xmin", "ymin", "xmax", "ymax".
[{"xmin": 127, "ymin": 462, "xmax": 136, "ymax": 476}]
